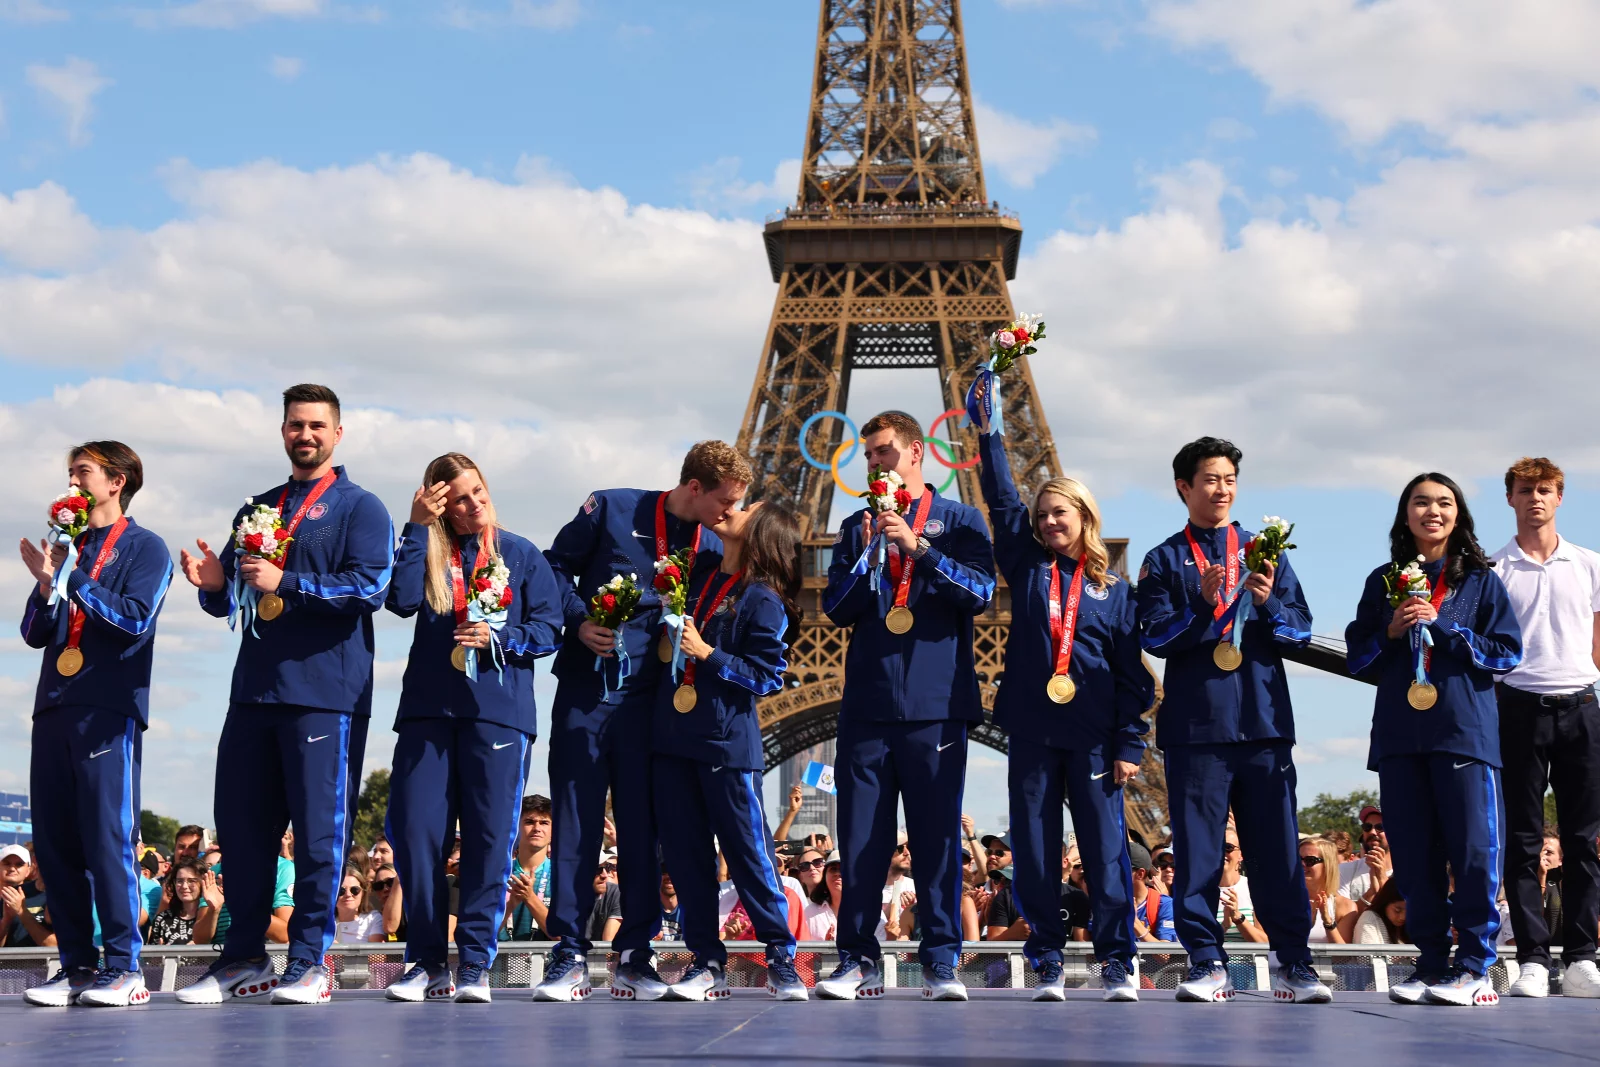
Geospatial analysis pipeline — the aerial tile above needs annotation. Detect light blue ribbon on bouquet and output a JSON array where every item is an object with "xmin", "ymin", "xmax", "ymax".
[
  {"xmin": 661, "ymin": 611, "xmax": 689, "ymax": 683},
  {"xmin": 45, "ymin": 527, "xmax": 78, "ymax": 608},
  {"xmin": 465, "ymin": 602, "xmax": 508, "ymax": 684},
  {"xmin": 964, "ymin": 358, "xmax": 1005, "ymax": 437},
  {"xmin": 595, "ymin": 627, "xmax": 632, "ymax": 701},
  {"xmin": 228, "ymin": 565, "xmax": 263, "ymax": 639},
  {"xmin": 851, "ymin": 532, "xmax": 891, "ymax": 598},
  {"xmin": 1409, "ymin": 596, "xmax": 1435, "ymax": 687}
]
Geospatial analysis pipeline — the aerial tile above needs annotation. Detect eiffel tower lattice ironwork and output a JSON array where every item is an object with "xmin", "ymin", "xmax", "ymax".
[{"xmin": 735, "ymin": 0, "xmax": 1169, "ymax": 842}]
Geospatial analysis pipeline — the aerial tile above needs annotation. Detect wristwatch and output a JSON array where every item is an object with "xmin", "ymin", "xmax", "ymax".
[{"xmin": 911, "ymin": 536, "xmax": 932, "ymax": 560}]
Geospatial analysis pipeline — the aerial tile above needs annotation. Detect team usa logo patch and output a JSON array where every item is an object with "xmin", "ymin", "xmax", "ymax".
[
  {"xmin": 1086, "ymin": 583, "xmax": 1109, "ymax": 600},
  {"xmin": 1138, "ymin": 561, "xmax": 1150, "ymax": 580},
  {"xmin": 923, "ymin": 519, "xmax": 945, "ymax": 537},
  {"xmin": 582, "ymin": 493, "xmax": 598, "ymax": 515},
  {"xmin": 103, "ymin": 548, "xmax": 119, "ymax": 567},
  {"xmin": 306, "ymin": 503, "xmax": 329, "ymax": 521}
]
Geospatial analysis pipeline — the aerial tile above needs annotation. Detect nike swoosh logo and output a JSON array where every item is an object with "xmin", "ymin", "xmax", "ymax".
[
  {"xmin": 493, "ymin": 741, "xmax": 513, "ymax": 750},
  {"xmin": 1182, "ymin": 559, "xmax": 1195, "ymax": 566},
  {"xmin": 89, "ymin": 748, "xmax": 112, "ymax": 760},
  {"xmin": 631, "ymin": 531, "xmax": 651, "ymax": 541},
  {"xmin": 306, "ymin": 734, "xmax": 329, "ymax": 743},
  {"xmin": 1454, "ymin": 760, "xmax": 1473, "ymax": 770},
  {"xmin": 936, "ymin": 742, "xmax": 956, "ymax": 752},
  {"xmin": 1090, "ymin": 771, "xmax": 1108, "ymax": 780}
]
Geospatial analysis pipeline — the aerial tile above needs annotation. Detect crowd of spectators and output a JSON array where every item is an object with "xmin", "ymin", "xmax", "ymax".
[
  {"xmin": 1, "ymin": 791, "xmax": 1582, "ymax": 967},
  {"xmin": 778, "ymin": 198, "xmax": 1012, "ymax": 223}
]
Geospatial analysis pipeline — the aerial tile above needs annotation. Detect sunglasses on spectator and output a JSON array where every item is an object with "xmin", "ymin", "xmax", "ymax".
[
  {"xmin": 1222, "ymin": 843, "xmax": 1238, "ymax": 855},
  {"xmin": 894, "ymin": 844, "xmax": 908, "ymax": 854},
  {"xmin": 338, "ymin": 885, "xmax": 362, "ymax": 897},
  {"xmin": 961, "ymin": 853, "xmax": 973, "ymax": 864},
  {"xmin": 599, "ymin": 863, "xmax": 618, "ymax": 874},
  {"xmin": 796, "ymin": 858, "xmax": 827, "ymax": 871},
  {"xmin": 372, "ymin": 878, "xmax": 395, "ymax": 892},
  {"xmin": 1362, "ymin": 822, "xmax": 1384, "ymax": 833},
  {"xmin": 1155, "ymin": 859, "xmax": 1174, "ymax": 870},
  {"xmin": 1299, "ymin": 855, "xmax": 1323, "ymax": 868}
]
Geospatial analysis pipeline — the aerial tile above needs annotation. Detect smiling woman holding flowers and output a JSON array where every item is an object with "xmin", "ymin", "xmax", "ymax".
[
  {"xmin": 380, "ymin": 452, "xmax": 565, "ymax": 1004},
  {"xmin": 1346, "ymin": 473, "xmax": 1522, "ymax": 1008}
]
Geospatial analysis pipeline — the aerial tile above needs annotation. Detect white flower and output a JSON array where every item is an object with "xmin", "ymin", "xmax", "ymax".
[{"xmin": 607, "ymin": 575, "xmax": 623, "ymax": 590}]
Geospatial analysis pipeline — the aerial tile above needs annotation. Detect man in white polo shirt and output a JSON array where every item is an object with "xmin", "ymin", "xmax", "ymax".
[{"xmin": 1491, "ymin": 456, "xmax": 1600, "ymax": 999}]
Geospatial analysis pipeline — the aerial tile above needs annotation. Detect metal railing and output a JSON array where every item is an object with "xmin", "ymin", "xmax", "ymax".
[{"xmin": 0, "ymin": 942, "xmax": 1540, "ymax": 996}]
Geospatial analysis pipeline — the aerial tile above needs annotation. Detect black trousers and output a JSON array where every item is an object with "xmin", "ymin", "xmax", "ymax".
[{"xmin": 1498, "ymin": 683, "xmax": 1600, "ymax": 965}]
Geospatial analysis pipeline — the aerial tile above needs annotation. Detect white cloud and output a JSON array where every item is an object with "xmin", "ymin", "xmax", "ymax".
[
  {"xmin": 0, "ymin": 181, "xmax": 99, "ymax": 269},
  {"xmin": 25, "ymin": 57, "xmax": 112, "ymax": 147},
  {"xmin": 0, "ymin": 0, "xmax": 69, "ymax": 21},
  {"xmin": 445, "ymin": 0, "xmax": 580, "ymax": 30},
  {"xmin": 268, "ymin": 55, "xmax": 305, "ymax": 81},
  {"xmin": 687, "ymin": 157, "xmax": 802, "ymax": 212},
  {"xmin": 1148, "ymin": 0, "xmax": 1600, "ymax": 142},
  {"xmin": 973, "ymin": 98, "xmax": 1096, "ymax": 189},
  {"xmin": 1206, "ymin": 117, "xmax": 1254, "ymax": 143},
  {"xmin": 131, "ymin": 0, "xmax": 331, "ymax": 28}
]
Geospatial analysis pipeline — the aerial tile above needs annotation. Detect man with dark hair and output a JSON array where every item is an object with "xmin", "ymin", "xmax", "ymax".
[
  {"xmin": 534, "ymin": 443, "xmax": 744, "ymax": 1002},
  {"xmin": 815, "ymin": 411, "xmax": 995, "ymax": 1002},
  {"xmin": 505, "ymin": 794, "xmax": 554, "ymax": 942},
  {"xmin": 1135, "ymin": 437, "xmax": 1326, "ymax": 1004},
  {"xmin": 177, "ymin": 384, "xmax": 393, "ymax": 1006},
  {"xmin": 1492, "ymin": 456, "xmax": 1600, "ymax": 999},
  {"xmin": 19, "ymin": 440, "xmax": 172, "ymax": 1008},
  {"xmin": 173, "ymin": 825, "xmax": 206, "ymax": 868}
]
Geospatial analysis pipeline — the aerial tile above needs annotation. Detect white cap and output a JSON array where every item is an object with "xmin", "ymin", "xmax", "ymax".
[
  {"xmin": 0, "ymin": 845, "xmax": 29, "ymax": 865},
  {"xmin": 597, "ymin": 849, "xmax": 616, "ymax": 866}
]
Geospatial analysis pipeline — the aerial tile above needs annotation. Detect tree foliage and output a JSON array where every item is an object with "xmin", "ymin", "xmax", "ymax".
[
  {"xmin": 140, "ymin": 809, "xmax": 180, "ymax": 852},
  {"xmin": 1296, "ymin": 789, "xmax": 1380, "ymax": 840}
]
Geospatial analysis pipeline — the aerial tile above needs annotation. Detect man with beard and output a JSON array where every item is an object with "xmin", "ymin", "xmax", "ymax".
[{"xmin": 177, "ymin": 384, "xmax": 393, "ymax": 1005}]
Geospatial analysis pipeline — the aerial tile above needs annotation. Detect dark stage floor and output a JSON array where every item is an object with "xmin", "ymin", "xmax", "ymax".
[{"xmin": 3, "ymin": 988, "xmax": 1597, "ymax": 1066}]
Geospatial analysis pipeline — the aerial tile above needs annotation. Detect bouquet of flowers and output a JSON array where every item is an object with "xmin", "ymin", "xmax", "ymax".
[
  {"xmin": 44, "ymin": 488, "xmax": 96, "ymax": 605},
  {"xmin": 230, "ymin": 499, "xmax": 292, "ymax": 636},
  {"xmin": 463, "ymin": 557, "xmax": 514, "ymax": 682},
  {"xmin": 589, "ymin": 573, "xmax": 642, "ymax": 698},
  {"xmin": 854, "ymin": 467, "xmax": 911, "ymax": 592},
  {"xmin": 1245, "ymin": 516, "xmax": 1297, "ymax": 573},
  {"xmin": 1384, "ymin": 555, "xmax": 1429, "ymax": 606},
  {"xmin": 966, "ymin": 313, "xmax": 1046, "ymax": 436},
  {"xmin": 654, "ymin": 549, "xmax": 696, "ymax": 679}
]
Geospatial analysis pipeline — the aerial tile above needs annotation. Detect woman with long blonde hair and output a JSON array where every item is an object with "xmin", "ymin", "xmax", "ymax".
[
  {"xmin": 381, "ymin": 452, "xmax": 564, "ymax": 1004},
  {"xmin": 973, "ymin": 404, "xmax": 1154, "ymax": 1003}
]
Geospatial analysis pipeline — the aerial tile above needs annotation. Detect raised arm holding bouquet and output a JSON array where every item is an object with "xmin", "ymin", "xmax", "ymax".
[{"xmin": 964, "ymin": 314, "xmax": 1045, "ymax": 437}]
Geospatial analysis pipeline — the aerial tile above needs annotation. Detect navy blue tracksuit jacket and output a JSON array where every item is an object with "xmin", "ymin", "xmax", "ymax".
[
  {"xmin": 823, "ymin": 486, "xmax": 995, "ymax": 970},
  {"xmin": 978, "ymin": 431, "xmax": 1152, "ymax": 968},
  {"xmin": 652, "ymin": 572, "xmax": 793, "ymax": 967},
  {"xmin": 1347, "ymin": 558, "xmax": 1522, "ymax": 975},
  {"xmin": 22, "ymin": 516, "xmax": 171, "ymax": 973},
  {"xmin": 384, "ymin": 524, "xmax": 564, "ymax": 970},
  {"xmin": 542, "ymin": 488, "xmax": 724, "ymax": 960},
  {"xmin": 199, "ymin": 466, "xmax": 393, "ymax": 966},
  {"xmin": 1137, "ymin": 521, "xmax": 1314, "ymax": 967}
]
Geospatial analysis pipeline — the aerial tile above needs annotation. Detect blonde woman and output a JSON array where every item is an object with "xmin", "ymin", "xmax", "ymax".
[
  {"xmin": 382, "ymin": 453, "xmax": 565, "ymax": 1003},
  {"xmin": 974, "ymin": 418, "xmax": 1155, "ymax": 1002},
  {"xmin": 1299, "ymin": 837, "xmax": 1356, "ymax": 943}
]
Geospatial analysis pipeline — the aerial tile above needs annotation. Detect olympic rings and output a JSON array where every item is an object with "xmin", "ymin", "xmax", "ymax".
[
  {"xmin": 926, "ymin": 409, "xmax": 982, "ymax": 470},
  {"xmin": 800, "ymin": 410, "xmax": 859, "ymax": 470},
  {"xmin": 829, "ymin": 435, "xmax": 961, "ymax": 499},
  {"xmin": 801, "ymin": 408, "xmax": 981, "ymax": 474}
]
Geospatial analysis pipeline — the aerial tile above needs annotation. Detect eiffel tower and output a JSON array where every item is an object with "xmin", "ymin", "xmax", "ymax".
[{"xmin": 736, "ymin": 0, "xmax": 1170, "ymax": 842}]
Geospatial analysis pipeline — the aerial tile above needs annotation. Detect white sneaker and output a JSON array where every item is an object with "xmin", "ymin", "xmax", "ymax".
[
  {"xmin": 922, "ymin": 962, "xmax": 968, "ymax": 1001},
  {"xmin": 269, "ymin": 958, "xmax": 332, "ymax": 1005},
  {"xmin": 611, "ymin": 959, "xmax": 671, "ymax": 1002},
  {"xmin": 532, "ymin": 951, "xmax": 591, "ymax": 1002},
  {"xmin": 453, "ymin": 962, "xmax": 491, "ymax": 1003},
  {"xmin": 1032, "ymin": 960, "xmax": 1066, "ymax": 1002},
  {"xmin": 1176, "ymin": 961, "xmax": 1235, "ymax": 1003},
  {"xmin": 815, "ymin": 958, "xmax": 885, "ymax": 1001},
  {"xmin": 175, "ymin": 957, "xmax": 279, "ymax": 1004},
  {"xmin": 23, "ymin": 967, "xmax": 97, "ymax": 1007},
  {"xmin": 1423, "ymin": 967, "xmax": 1499, "ymax": 1007},
  {"xmin": 1100, "ymin": 958, "xmax": 1139, "ymax": 1002},
  {"xmin": 1563, "ymin": 959, "xmax": 1600, "ymax": 998},
  {"xmin": 385, "ymin": 963, "xmax": 455, "ymax": 1002},
  {"xmin": 1389, "ymin": 969, "xmax": 1438, "ymax": 1004},
  {"xmin": 1507, "ymin": 961, "xmax": 1550, "ymax": 998},
  {"xmin": 666, "ymin": 959, "xmax": 730, "ymax": 1002},
  {"xmin": 77, "ymin": 969, "xmax": 150, "ymax": 1007}
]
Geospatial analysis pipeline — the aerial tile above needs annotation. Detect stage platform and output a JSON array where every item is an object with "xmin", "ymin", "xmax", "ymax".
[{"xmin": 3, "ymin": 988, "xmax": 1596, "ymax": 1066}]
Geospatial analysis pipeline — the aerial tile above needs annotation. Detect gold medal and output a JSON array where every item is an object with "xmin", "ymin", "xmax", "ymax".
[
  {"xmin": 1213, "ymin": 641, "xmax": 1243, "ymax": 671},
  {"xmin": 673, "ymin": 684, "xmax": 698, "ymax": 713},
  {"xmin": 1407, "ymin": 682, "xmax": 1438, "ymax": 710},
  {"xmin": 57, "ymin": 647, "xmax": 84, "ymax": 677},
  {"xmin": 1047, "ymin": 674, "xmax": 1076, "ymax": 704},
  {"xmin": 451, "ymin": 645, "xmax": 469, "ymax": 672},
  {"xmin": 658, "ymin": 634, "xmax": 673, "ymax": 663},
  {"xmin": 258, "ymin": 593, "xmax": 284, "ymax": 621},
  {"xmin": 885, "ymin": 606, "xmax": 914, "ymax": 635}
]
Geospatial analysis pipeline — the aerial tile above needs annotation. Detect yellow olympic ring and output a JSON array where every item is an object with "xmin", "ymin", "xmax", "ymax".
[{"xmin": 830, "ymin": 438, "xmax": 862, "ymax": 498}]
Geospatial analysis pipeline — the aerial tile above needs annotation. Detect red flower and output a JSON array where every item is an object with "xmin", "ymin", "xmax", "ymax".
[
  {"xmin": 474, "ymin": 577, "xmax": 492, "ymax": 592},
  {"xmin": 244, "ymin": 532, "xmax": 264, "ymax": 552},
  {"xmin": 1013, "ymin": 329, "xmax": 1030, "ymax": 344},
  {"xmin": 869, "ymin": 480, "xmax": 888, "ymax": 496},
  {"xmin": 894, "ymin": 488, "xmax": 912, "ymax": 510},
  {"xmin": 501, "ymin": 588, "xmax": 513, "ymax": 607},
  {"xmin": 661, "ymin": 563, "xmax": 681, "ymax": 582},
  {"xmin": 652, "ymin": 573, "xmax": 672, "ymax": 592},
  {"xmin": 66, "ymin": 496, "xmax": 89, "ymax": 511},
  {"xmin": 600, "ymin": 592, "xmax": 617, "ymax": 612}
]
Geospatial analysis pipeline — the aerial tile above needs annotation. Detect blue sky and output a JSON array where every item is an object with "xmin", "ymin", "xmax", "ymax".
[{"xmin": 3, "ymin": 0, "xmax": 1600, "ymax": 834}]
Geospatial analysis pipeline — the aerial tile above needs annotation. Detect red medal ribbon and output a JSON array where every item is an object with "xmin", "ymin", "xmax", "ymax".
[
  {"xmin": 655, "ymin": 490, "xmax": 702, "ymax": 566},
  {"xmin": 885, "ymin": 491, "xmax": 937, "ymax": 612},
  {"xmin": 450, "ymin": 532, "xmax": 492, "ymax": 626},
  {"xmin": 274, "ymin": 469, "xmax": 339, "ymax": 564},
  {"xmin": 1184, "ymin": 524, "xmax": 1240, "ymax": 636},
  {"xmin": 1048, "ymin": 553, "xmax": 1088, "ymax": 682},
  {"xmin": 1421, "ymin": 573, "xmax": 1450, "ymax": 675},
  {"xmin": 65, "ymin": 517, "xmax": 129, "ymax": 654},
  {"xmin": 682, "ymin": 569, "xmax": 743, "ymax": 688}
]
